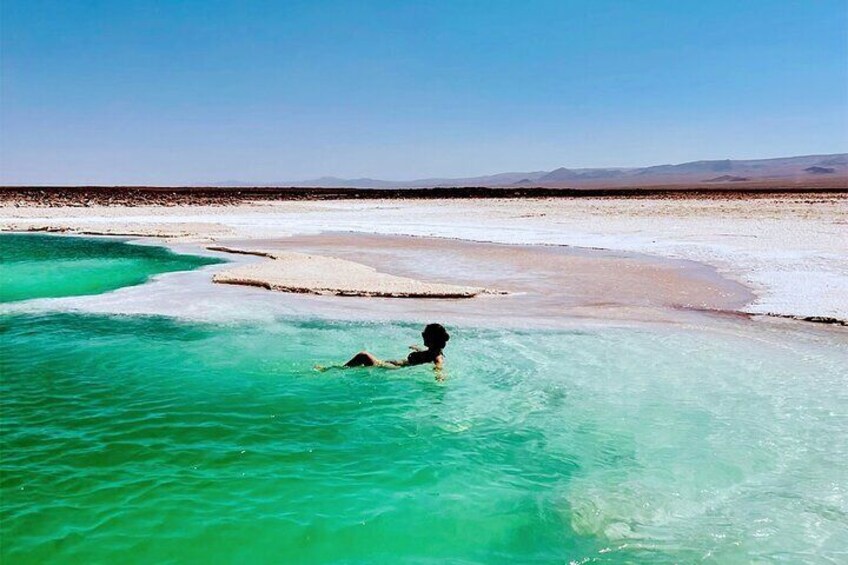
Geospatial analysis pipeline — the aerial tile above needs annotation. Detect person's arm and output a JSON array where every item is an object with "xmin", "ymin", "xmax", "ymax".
[
  {"xmin": 433, "ymin": 355, "xmax": 445, "ymax": 382},
  {"xmin": 409, "ymin": 344, "xmax": 423, "ymax": 352}
]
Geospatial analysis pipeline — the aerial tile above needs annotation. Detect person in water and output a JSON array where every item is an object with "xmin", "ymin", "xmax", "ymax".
[{"xmin": 344, "ymin": 323, "xmax": 449, "ymax": 378}]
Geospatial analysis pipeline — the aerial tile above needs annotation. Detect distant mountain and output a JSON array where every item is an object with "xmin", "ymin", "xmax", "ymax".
[
  {"xmin": 703, "ymin": 175, "xmax": 750, "ymax": 183},
  {"xmin": 216, "ymin": 171, "xmax": 550, "ymax": 188},
  {"xmin": 212, "ymin": 153, "xmax": 848, "ymax": 188},
  {"xmin": 804, "ymin": 166, "xmax": 836, "ymax": 175},
  {"xmin": 537, "ymin": 167, "xmax": 629, "ymax": 182}
]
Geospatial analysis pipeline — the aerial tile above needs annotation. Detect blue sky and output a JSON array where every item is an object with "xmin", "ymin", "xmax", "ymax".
[{"xmin": 1, "ymin": 0, "xmax": 846, "ymax": 184}]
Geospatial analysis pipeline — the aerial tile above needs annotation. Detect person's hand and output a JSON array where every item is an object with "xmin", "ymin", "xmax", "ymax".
[{"xmin": 409, "ymin": 344, "xmax": 422, "ymax": 351}]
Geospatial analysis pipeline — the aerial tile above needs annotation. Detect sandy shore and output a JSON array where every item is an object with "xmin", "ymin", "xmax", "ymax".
[{"xmin": 2, "ymin": 193, "xmax": 846, "ymax": 324}]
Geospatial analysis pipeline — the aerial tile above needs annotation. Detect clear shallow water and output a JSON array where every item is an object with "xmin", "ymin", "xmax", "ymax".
[
  {"xmin": 0, "ymin": 233, "xmax": 222, "ymax": 303},
  {"xmin": 1, "ymin": 234, "xmax": 847, "ymax": 563},
  {"xmin": 2, "ymin": 314, "xmax": 847, "ymax": 563}
]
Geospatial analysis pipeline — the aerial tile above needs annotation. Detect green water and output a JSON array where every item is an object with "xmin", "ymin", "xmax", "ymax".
[
  {"xmin": 0, "ymin": 233, "xmax": 222, "ymax": 303},
  {"xmin": 1, "ymin": 234, "xmax": 847, "ymax": 563}
]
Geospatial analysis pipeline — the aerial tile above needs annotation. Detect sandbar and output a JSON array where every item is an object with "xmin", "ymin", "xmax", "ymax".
[{"xmin": 208, "ymin": 245, "xmax": 495, "ymax": 298}]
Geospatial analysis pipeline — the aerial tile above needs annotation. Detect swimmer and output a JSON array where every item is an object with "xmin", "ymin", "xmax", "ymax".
[{"xmin": 340, "ymin": 323, "xmax": 450, "ymax": 380}]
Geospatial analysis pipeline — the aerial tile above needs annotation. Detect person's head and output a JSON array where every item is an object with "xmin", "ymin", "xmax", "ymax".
[{"xmin": 422, "ymin": 323, "xmax": 450, "ymax": 350}]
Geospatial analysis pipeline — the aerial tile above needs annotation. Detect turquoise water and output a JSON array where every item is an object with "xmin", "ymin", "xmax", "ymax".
[
  {"xmin": 1, "ymin": 234, "xmax": 847, "ymax": 563},
  {"xmin": 0, "ymin": 233, "xmax": 222, "ymax": 303}
]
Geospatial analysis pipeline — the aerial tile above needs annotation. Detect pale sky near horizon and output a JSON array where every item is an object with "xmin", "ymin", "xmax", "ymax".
[{"xmin": 1, "ymin": 0, "xmax": 847, "ymax": 185}]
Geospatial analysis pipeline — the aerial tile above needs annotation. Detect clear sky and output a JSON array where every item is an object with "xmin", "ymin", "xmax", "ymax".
[{"xmin": 1, "ymin": 0, "xmax": 847, "ymax": 184}]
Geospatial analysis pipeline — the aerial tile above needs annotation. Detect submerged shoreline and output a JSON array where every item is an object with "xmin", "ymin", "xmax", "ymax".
[
  {"xmin": 0, "ymin": 229, "xmax": 755, "ymax": 329},
  {"xmin": 5, "ymin": 230, "xmax": 844, "ymax": 338}
]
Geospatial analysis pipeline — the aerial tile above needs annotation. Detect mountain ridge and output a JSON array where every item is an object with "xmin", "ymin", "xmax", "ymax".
[{"xmin": 212, "ymin": 153, "xmax": 848, "ymax": 188}]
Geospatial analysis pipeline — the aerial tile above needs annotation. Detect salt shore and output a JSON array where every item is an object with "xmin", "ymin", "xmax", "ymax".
[
  {"xmin": 208, "ymin": 245, "xmax": 493, "ymax": 298},
  {"xmin": 2, "ymin": 193, "xmax": 846, "ymax": 324}
]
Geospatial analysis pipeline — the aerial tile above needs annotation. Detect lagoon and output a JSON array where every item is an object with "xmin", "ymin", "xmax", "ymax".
[{"xmin": 1, "ymin": 234, "xmax": 846, "ymax": 563}]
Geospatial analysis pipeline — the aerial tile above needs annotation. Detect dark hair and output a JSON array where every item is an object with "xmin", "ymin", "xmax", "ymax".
[{"xmin": 422, "ymin": 323, "xmax": 450, "ymax": 350}]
